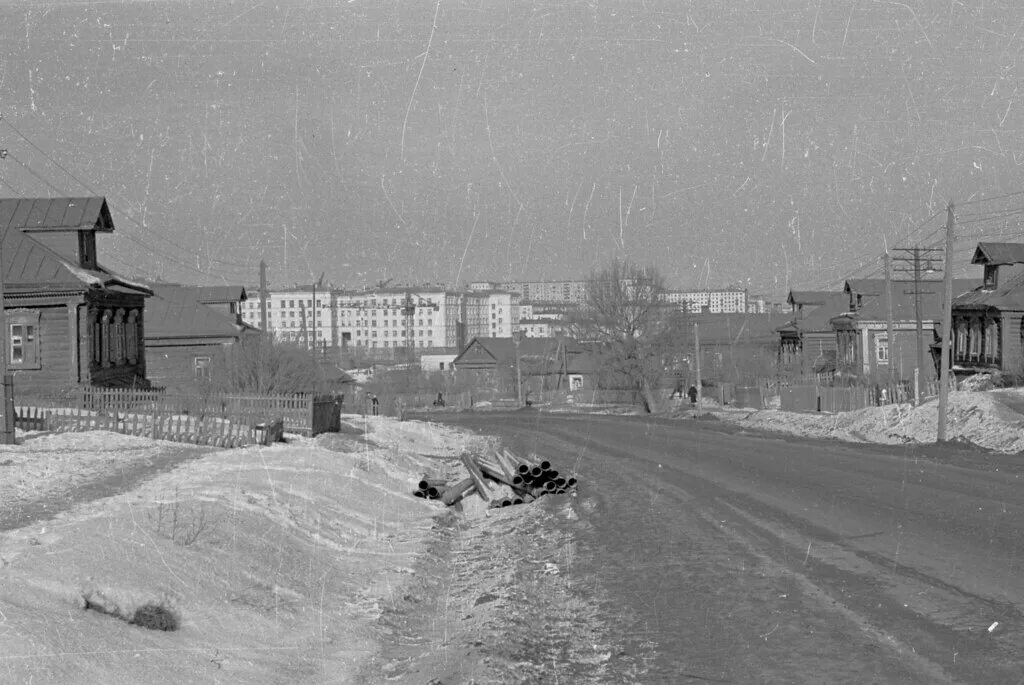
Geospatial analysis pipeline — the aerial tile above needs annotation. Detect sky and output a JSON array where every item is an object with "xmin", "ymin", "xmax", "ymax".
[{"xmin": 2, "ymin": 0, "xmax": 1024, "ymax": 299}]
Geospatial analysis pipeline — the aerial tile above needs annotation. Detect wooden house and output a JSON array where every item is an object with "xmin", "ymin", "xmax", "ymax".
[
  {"xmin": 144, "ymin": 283, "xmax": 257, "ymax": 391},
  {"xmin": 777, "ymin": 292, "xmax": 848, "ymax": 375},
  {"xmin": 0, "ymin": 197, "xmax": 152, "ymax": 393},
  {"xmin": 452, "ymin": 336, "xmax": 594, "ymax": 393},
  {"xmin": 831, "ymin": 277, "xmax": 980, "ymax": 381},
  {"xmin": 950, "ymin": 242, "xmax": 1024, "ymax": 376}
]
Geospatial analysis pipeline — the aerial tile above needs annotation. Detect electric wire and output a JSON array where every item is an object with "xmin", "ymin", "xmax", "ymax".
[{"xmin": 0, "ymin": 115, "xmax": 252, "ymax": 270}]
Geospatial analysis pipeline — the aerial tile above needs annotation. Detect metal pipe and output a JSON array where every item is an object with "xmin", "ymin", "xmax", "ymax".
[{"xmin": 441, "ymin": 477, "xmax": 475, "ymax": 505}]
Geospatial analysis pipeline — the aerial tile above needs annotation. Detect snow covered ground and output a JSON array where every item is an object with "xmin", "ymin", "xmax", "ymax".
[
  {"xmin": 711, "ymin": 388, "xmax": 1024, "ymax": 454},
  {"xmin": 0, "ymin": 415, "xmax": 487, "ymax": 684}
]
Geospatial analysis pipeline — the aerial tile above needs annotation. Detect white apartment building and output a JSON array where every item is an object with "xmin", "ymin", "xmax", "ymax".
[
  {"xmin": 240, "ymin": 286, "xmax": 335, "ymax": 350},
  {"xmin": 462, "ymin": 289, "xmax": 520, "ymax": 339},
  {"xmin": 242, "ymin": 283, "xmax": 524, "ymax": 356},
  {"xmin": 662, "ymin": 288, "xmax": 748, "ymax": 314},
  {"xmin": 332, "ymin": 287, "xmax": 459, "ymax": 352},
  {"xmin": 501, "ymin": 279, "xmax": 588, "ymax": 304}
]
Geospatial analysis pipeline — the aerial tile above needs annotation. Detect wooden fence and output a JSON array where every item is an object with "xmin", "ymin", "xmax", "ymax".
[
  {"xmin": 780, "ymin": 376, "xmax": 956, "ymax": 413},
  {"xmin": 13, "ymin": 387, "xmax": 342, "ymax": 446}
]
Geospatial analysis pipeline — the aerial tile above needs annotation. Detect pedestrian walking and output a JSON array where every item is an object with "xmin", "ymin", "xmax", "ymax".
[{"xmin": 688, "ymin": 385, "xmax": 698, "ymax": 406}]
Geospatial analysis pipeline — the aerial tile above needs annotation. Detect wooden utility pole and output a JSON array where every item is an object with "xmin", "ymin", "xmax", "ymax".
[
  {"xmin": 0, "ymin": 230, "xmax": 14, "ymax": 444},
  {"xmin": 259, "ymin": 260, "xmax": 269, "ymax": 335},
  {"xmin": 513, "ymin": 330, "xmax": 523, "ymax": 407},
  {"xmin": 938, "ymin": 204, "xmax": 956, "ymax": 442},
  {"xmin": 884, "ymin": 252, "xmax": 895, "ymax": 381},
  {"xmin": 694, "ymin": 322, "xmax": 702, "ymax": 415},
  {"xmin": 892, "ymin": 246, "xmax": 942, "ymax": 403}
]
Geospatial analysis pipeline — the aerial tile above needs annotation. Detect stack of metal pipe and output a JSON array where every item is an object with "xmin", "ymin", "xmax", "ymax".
[{"xmin": 412, "ymin": 448, "xmax": 578, "ymax": 508}]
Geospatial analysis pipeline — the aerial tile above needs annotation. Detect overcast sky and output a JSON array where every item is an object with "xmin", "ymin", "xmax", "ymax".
[{"xmin": 1, "ymin": 0, "xmax": 1023, "ymax": 297}]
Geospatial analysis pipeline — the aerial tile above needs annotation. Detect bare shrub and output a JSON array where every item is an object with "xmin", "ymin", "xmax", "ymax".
[
  {"xmin": 210, "ymin": 335, "xmax": 326, "ymax": 395},
  {"xmin": 146, "ymin": 487, "xmax": 220, "ymax": 546}
]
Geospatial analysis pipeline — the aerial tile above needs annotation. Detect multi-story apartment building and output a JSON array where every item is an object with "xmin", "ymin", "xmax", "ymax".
[
  {"xmin": 243, "ymin": 283, "xmax": 525, "ymax": 358},
  {"xmin": 240, "ymin": 285, "xmax": 335, "ymax": 350},
  {"xmin": 662, "ymin": 288, "xmax": 748, "ymax": 314},
  {"xmin": 462, "ymin": 289, "xmax": 520, "ymax": 339},
  {"xmin": 500, "ymin": 279, "xmax": 588, "ymax": 305}
]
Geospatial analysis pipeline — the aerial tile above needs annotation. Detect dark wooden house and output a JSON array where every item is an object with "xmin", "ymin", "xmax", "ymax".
[
  {"xmin": 0, "ymin": 197, "xmax": 152, "ymax": 393},
  {"xmin": 144, "ymin": 283, "xmax": 257, "ymax": 391},
  {"xmin": 777, "ymin": 292, "xmax": 848, "ymax": 375},
  {"xmin": 950, "ymin": 242, "xmax": 1024, "ymax": 376}
]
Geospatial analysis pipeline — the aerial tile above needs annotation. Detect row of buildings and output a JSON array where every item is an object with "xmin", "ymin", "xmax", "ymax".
[
  {"xmin": 779, "ymin": 241, "xmax": 1024, "ymax": 383},
  {"xmin": 239, "ymin": 280, "xmax": 774, "ymax": 359}
]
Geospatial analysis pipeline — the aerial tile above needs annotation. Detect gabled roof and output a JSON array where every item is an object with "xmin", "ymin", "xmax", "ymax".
[
  {"xmin": 971, "ymin": 242, "xmax": 1024, "ymax": 265},
  {"xmin": 144, "ymin": 284, "xmax": 245, "ymax": 340},
  {"xmin": 954, "ymin": 271, "xmax": 1024, "ymax": 311},
  {"xmin": 843, "ymin": 279, "xmax": 891, "ymax": 297},
  {"xmin": 194, "ymin": 285, "xmax": 247, "ymax": 304},
  {"xmin": 690, "ymin": 313, "xmax": 792, "ymax": 345},
  {"xmin": 0, "ymin": 197, "xmax": 114, "ymax": 233},
  {"xmin": 832, "ymin": 279, "xmax": 984, "ymax": 325},
  {"xmin": 1, "ymin": 223, "xmax": 150, "ymax": 296},
  {"xmin": 778, "ymin": 293, "xmax": 850, "ymax": 334},
  {"xmin": 786, "ymin": 290, "xmax": 835, "ymax": 306}
]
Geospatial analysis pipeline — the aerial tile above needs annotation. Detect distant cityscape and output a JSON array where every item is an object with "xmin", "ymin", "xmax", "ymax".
[{"xmin": 239, "ymin": 278, "xmax": 780, "ymax": 360}]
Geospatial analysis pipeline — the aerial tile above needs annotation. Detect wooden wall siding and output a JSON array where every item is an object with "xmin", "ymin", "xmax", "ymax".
[
  {"xmin": 10, "ymin": 305, "xmax": 76, "ymax": 394},
  {"xmin": 145, "ymin": 344, "xmax": 226, "ymax": 392},
  {"xmin": 1001, "ymin": 313, "xmax": 1024, "ymax": 373}
]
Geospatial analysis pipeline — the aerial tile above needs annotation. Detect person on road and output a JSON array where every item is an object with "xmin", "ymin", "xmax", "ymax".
[
  {"xmin": 371, "ymin": 394, "xmax": 380, "ymax": 416},
  {"xmin": 688, "ymin": 385, "xmax": 698, "ymax": 406}
]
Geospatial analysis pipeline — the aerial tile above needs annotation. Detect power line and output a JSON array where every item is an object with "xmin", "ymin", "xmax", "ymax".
[
  {"xmin": 5, "ymin": 151, "xmax": 65, "ymax": 195},
  {"xmin": 0, "ymin": 115, "xmax": 252, "ymax": 270},
  {"xmin": 956, "ymin": 189, "xmax": 1024, "ymax": 207}
]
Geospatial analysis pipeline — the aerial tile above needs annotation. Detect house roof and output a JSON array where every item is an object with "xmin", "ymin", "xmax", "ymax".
[
  {"xmin": 786, "ymin": 290, "xmax": 835, "ymax": 306},
  {"xmin": 690, "ymin": 313, "xmax": 793, "ymax": 345},
  {"xmin": 0, "ymin": 197, "xmax": 114, "ymax": 233},
  {"xmin": 971, "ymin": 242, "xmax": 1024, "ymax": 265},
  {"xmin": 144, "ymin": 284, "xmax": 245, "ymax": 340},
  {"xmin": 194, "ymin": 285, "xmax": 247, "ymax": 304},
  {"xmin": 1, "ymin": 222, "xmax": 150, "ymax": 296},
  {"xmin": 831, "ymin": 279, "xmax": 983, "ymax": 326},
  {"xmin": 453, "ymin": 336, "xmax": 590, "ymax": 373},
  {"xmin": 777, "ymin": 293, "xmax": 850, "ymax": 334},
  {"xmin": 954, "ymin": 270, "xmax": 1024, "ymax": 311}
]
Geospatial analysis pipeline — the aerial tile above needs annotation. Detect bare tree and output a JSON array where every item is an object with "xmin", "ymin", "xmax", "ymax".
[
  {"xmin": 573, "ymin": 259, "xmax": 687, "ymax": 412},
  {"xmin": 211, "ymin": 335, "xmax": 326, "ymax": 395}
]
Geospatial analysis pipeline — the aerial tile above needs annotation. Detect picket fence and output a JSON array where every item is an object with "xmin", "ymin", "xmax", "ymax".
[{"xmin": 13, "ymin": 387, "xmax": 341, "ymax": 446}]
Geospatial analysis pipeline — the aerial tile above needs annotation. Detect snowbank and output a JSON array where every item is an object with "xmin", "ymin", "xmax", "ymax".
[{"xmin": 721, "ymin": 390, "xmax": 1024, "ymax": 454}]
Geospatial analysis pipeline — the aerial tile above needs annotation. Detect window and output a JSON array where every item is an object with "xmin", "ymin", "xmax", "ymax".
[
  {"xmin": 983, "ymin": 265, "xmax": 998, "ymax": 290},
  {"xmin": 9, "ymin": 311, "xmax": 40, "ymax": 369},
  {"xmin": 194, "ymin": 356, "xmax": 211, "ymax": 380},
  {"xmin": 875, "ymin": 335, "xmax": 889, "ymax": 364}
]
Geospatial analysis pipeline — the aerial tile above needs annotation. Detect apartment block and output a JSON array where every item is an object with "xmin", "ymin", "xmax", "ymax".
[{"xmin": 662, "ymin": 288, "xmax": 748, "ymax": 314}]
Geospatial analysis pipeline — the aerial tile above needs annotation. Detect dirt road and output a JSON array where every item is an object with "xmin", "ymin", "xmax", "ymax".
[{"xmin": 415, "ymin": 411, "xmax": 1024, "ymax": 684}]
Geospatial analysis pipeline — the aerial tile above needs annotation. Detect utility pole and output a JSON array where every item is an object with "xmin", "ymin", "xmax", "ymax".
[
  {"xmin": 892, "ymin": 246, "xmax": 943, "ymax": 403},
  {"xmin": 938, "ymin": 204, "xmax": 956, "ymax": 442},
  {"xmin": 884, "ymin": 252, "xmax": 895, "ymax": 382},
  {"xmin": 259, "ymin": 260, "xmax": 269, "ymax": 336},
  {"xmin": 0, "ymin": 229, "xmax": 14, "ymax": 444},
  {"xmin": 694, "ymin": 322, "xmax": 702, "ymax": 415},
  {"xmin": 513, "ymin": 329, "xmax": 523, "ymax": 407}
]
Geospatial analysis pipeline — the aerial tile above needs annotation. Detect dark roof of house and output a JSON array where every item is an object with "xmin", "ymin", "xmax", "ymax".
[
  {"xmin": 832, "ymin": 279, "xmax": 983, "ymax": 324},
  {"xmin": 954, "ymin": 271, "xmax": 1024, "ymax": 311},
  {"xmin": 194, "ymin": 285, "xmax": 247, "ymax": 304},
  {"xmin": 777, "ymin": 293, "xmax": 850, "ymax": 334},
  {"xmin": 1, "ymin": 223, "xmax": 150, "ymax": 296},
  {"xmin": 0, "ymin": 197, "xmax": 114, "ymax": 233},
  {"xmin": 786, "ymin": 290, "xmax": 836, "ymax": 306},
  {"xmin": 690, "ymin": 313, "xmax": 792, "ymax": 345},
  {"xmin": 971, "ymin": 242, "xmax": 1024, "ymax": 265},
  {"xmin": 144, "ymin": 284, "xmax": 245, "ymax": 339}
]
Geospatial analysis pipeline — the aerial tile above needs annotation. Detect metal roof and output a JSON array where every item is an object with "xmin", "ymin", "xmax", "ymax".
[
  {"xmin": 1, "ymin": 223, "xmax": 149, "ymax": 295},
  {"xmin": 0, "ymin": 197, "xmax": 114, "ymax": 233},
  {"xmin": 970, "ymin": 242, "xmax": 1024, "ymax": 265},
  {"xmin": 953, "ymin": 271, "xmax": 1024, "ymax": 311},
  {"xmin": 786, "ymin": 290, "xmax": 836, "ymax": 306},
  {"xmin": 144, "ymin": 284, "xmax": 244, "ymax": 339},
  {"xmin": 194, "ymin": 285, "xmax": 247, "ymax": 304}
]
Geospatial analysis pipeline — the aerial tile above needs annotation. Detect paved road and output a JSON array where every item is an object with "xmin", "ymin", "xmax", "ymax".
[{"xmin": 432, "ymin": 411, "xmax": 1024, "ymax": 683}]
